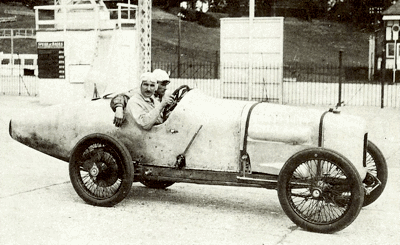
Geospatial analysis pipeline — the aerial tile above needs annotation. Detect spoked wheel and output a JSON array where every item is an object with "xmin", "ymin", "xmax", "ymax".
[
  {"xmin": 69, "ymin": 134, "xmax": 133, "ymax": 207},
  {"xmin": 277, "ymin": 148, "xmax": 364, "ymax": 233},
  {"xmin": 363, "ymin": 140, "xmax": 388, "ymax": 207},
  {"xmin": 140, "ymin": 179, "xmax": 175, "ymax": 189}
]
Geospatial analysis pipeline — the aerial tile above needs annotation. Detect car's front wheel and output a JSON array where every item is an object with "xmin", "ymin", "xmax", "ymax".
[
  {"xmin": 69, "ymin": 134, "xmax": 133, "ymax": 207},
  {"xmin": 277, "ymin": 148, "xmax": 364, "ymax": 233}
]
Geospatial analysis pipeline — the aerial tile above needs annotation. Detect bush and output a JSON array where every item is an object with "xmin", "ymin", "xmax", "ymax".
[
  {"xmin": 180, "ymin": 9, "xmax": 197, "ymax": 22},
  {"xmin": 197, "ymin": 12, "xmax": 219, "ymax": 28},
  {"xmin": 179, "ymin": 9, "xmax": 219, "ymax": 28}
]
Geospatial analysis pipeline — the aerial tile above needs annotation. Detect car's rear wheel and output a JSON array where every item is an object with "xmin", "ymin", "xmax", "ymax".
[
  {"xmin": 69, "ymin": 134, "xmax": 133, "ymax": 207},
  {"xmin": 363, "ymin": 140, "xmax": 388, "ymax": 207},
  {"xmin": 277, "ymin": 148, "xmax": 364, "ymax": 233},
  {"xmin": 140, "ymin": 179, "xmax": 175, "ymax": 189}
]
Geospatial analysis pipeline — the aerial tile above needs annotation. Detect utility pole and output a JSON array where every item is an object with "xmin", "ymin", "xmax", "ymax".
[
  {"xmin": 177, "ymin": 12, "xmax": 183, "ymax": 78},
  {"xmin": 337, "ymin": 50, "xmax": 343, "ymax": 107}
]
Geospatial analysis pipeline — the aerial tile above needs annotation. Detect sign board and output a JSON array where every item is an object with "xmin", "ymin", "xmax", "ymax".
[
  {"xmin": 221, "ymin": 17, "xmax": 283, "ymax": 64},
  {"xmin": 37, "ymin": 41, "xmax": 65, "ymax": 79},
  {"xmin": 220, "ymin": 17, "xmax": 284, "ymax": 102}
]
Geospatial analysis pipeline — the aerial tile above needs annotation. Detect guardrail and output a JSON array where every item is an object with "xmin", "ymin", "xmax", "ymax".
[
  {"xmin": 4, "ymin": 9, "xmax": 35, "ymax": 16},
  {"xmin": 0, "ymin": 29, "xmax": 36, "ymax": 39},
  {"xmin": 0, "ymin": 16, "xmax": 17, "ymax": 23},
  {"xmin": 115, "ymin": 3, "xmax": 137, "ymax": 29}
]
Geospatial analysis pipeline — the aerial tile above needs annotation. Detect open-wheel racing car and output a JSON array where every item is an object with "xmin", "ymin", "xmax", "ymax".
[{"xmin": 9, "ymin": 85, "xmax": 388, "ymax": 233}]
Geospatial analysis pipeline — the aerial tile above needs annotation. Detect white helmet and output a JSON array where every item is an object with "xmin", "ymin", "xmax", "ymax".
[
  {"xmin": 152, "ymin": 69, "xmax": 170, "ymax": 83},
  {"xmin": 140, "ymin": 72, "xmax": 157, "ymax": 89}
]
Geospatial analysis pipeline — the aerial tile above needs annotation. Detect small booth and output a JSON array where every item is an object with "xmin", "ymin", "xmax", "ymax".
[
  {"xmin": 382, "ymin": 1, "xmax": 400, "ymax": 82},
  {"xmin": 34, "ymin": 0, "xmax": 140, "ymax": 104}
]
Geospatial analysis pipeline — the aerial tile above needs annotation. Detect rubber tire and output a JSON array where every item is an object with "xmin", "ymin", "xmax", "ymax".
[
  {"xmin": 363, "ymin": 140, "xmax": 388, "ymax": 207},
  {"xmin": 277, "ymin": 148, "xmax": 364, "ymax": 233},
  {"xmin": 140, "ymin": 179, "xmax": 175, "ymax": 189},
  {"xmin": 69, "ymin": 134, "xmax": 133, "ymax": 207}
]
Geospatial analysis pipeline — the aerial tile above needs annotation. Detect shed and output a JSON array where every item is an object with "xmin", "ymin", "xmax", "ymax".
[{"xmin": 382, "ymin": 1, "xmax": 400, "ymax": 71}]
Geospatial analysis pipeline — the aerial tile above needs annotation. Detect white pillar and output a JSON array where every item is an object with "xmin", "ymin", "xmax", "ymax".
[
  {"xmin": 248, "ymin": 0, "xmax": 255, "ymax": 100},
  {"xmin": 249, "ymin": 0, "xmax": 255, "ymax": 18}
]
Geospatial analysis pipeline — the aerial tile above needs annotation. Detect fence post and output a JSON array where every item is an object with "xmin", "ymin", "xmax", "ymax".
[
  {"xmin": 214, "ymin": 50, "xmax": 219, "ymax": 79},
  {"xmin": 337, "ymin": 50, "xmax": 343, "ymax": 107},
  {"xmin": 177, "ymin": 16, "xmax": 181, "ymax": 78},
  {"xmin": 381, "ymin": 54, "xmax": 386, "ymax": 108}
]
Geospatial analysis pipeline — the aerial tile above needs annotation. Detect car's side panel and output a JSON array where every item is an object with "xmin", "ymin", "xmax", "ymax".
[
  {"xmin": 246, "ymin": 103, "xmax": 322, "ymax": 174},
  {"xmin": 10, "ymin": 99, "xmax": 118, "ymax": 161},
  {"xmin": 139, "ymin": 90, "xmax": 251, "ymax": 172},
  {"xmin": 322, "ymin": 112, "xmax": 367, "ymax": 179},
  {"xmin": 245, "ymin": 103, "xmax": 367, "ymax": 178},
  {"xmin": 247, "ymin": 141, "xmax": 310, "ymax": 174}
]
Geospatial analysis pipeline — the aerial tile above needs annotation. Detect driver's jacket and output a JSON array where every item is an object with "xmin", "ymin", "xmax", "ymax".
[
  {"xmin": 125, "ymin": 91, "xmax": 164, "ymax": 130},
  {"xmin": 110, "ymin": 90, "xmax": 163, "ymax": 112}
]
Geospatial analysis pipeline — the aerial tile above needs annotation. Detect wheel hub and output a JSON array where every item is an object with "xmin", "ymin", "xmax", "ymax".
[
  {"xmin": 312, "ymin": 188, "xmax": 322, "ymax": 198},
  {"xmin": 363, "ymin": 172, "xmax": 376, "ymax": 186},
  {"xmin": 311, "ymin": 180, "xmax": 328, "ymax": 198},
  {"xmin": 89, "ymin": 163, "xmax": 100, "ymax": 177}
]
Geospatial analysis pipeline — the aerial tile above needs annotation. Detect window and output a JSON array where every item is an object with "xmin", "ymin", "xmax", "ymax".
[
  {"xmin": 25, "ymin": 59, "xmax": 34, "ymax": 65},
  {"xmin": 387, "ymin": 43, "xmax": 395, "ymax": 57},
  {"xmin": 386, "ymin": 43, "xmax": 400, "ymax": 58},
  {"xmin": 24, "ymin": 69, "xmax": 35, "ymax": 76}
]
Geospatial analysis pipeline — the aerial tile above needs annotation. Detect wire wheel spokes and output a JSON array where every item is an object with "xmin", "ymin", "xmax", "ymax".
[
  {"xmin": 365, "ymin": 151, "xmax": 377, "ymax": 176},
  {"xmin": 77, "ymin": 143, "xmax": 123, "ymax": 199},
  {"xmin": 288, "ymin": 159, "xmax": 351, "ymax": 224}
]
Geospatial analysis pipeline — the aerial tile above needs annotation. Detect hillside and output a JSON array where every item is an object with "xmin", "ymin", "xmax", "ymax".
[{"xmin": 0, "ymin": 3, "xmax": 372, "ymax": 66}]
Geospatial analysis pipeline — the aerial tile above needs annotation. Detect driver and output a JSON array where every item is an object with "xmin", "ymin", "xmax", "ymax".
[
  {"xmin": 125, "ymin": 72, "xmax": 174, "ymax": 130},
  {"xmin": 152, "ymin": 69, "xmax": 171, "ymax": 102},
  {"xmin": 110, "ymin": 69, "xmax": 172, "ymax": 127}
]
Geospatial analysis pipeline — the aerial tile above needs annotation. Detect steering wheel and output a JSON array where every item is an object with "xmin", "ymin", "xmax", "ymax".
[{"xmin": 162, "ymin": 85, "xmax": 191, "ymax": 120}]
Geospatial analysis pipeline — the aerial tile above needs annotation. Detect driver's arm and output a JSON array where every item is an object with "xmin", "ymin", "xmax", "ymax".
[
  {"xmin": 162, "ymin": 94, "xmax": 177, "ymax": 120},
  {"xmin": 110, "ymin": 94, "xmax": 130, "ymax": 112},
  {"xmin": 110, "ymin": 92, "xmax": 134, "ymax": 127},
  {"xmin": 127, "ymin": 96, "xmax": 174, "ymax": 130}
]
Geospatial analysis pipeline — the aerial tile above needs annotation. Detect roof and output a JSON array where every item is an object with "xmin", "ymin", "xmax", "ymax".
[{"xmin": 383, "ymin": 1, "xmax": 400, "ymax": 15}]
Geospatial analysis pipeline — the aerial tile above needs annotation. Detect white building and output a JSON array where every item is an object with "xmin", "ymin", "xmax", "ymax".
[{"xmin": 34, "ymin": 0, "xmax": 139, "ymax": 104}]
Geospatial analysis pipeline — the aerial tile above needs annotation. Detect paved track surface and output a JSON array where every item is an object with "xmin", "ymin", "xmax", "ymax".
[{"xmin": 1, "ymin": 96, "xmax": 399, "ymax": 245}]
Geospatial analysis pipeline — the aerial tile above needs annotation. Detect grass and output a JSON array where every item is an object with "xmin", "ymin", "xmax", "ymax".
[
  {"xmin": 0, "ymin": 3, "xmax": 372, "ymax": 66},
  {"xmin": 283, "ymin": 18, "xmax": 370, "ymax": 66}
]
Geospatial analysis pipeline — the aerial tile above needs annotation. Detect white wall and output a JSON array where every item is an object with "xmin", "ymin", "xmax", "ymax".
[
  {"xmin": 220, "ymin": 17, "xmax": 284, "ymax": 101},
  {"xmin": 36, "ymin": 29, "xmax": 138, "ymax": 104}
]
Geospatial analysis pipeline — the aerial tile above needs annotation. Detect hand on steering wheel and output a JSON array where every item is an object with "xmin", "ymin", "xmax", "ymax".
[{"xmin": 162, "ymin": 85, "xmax": 191, "ymax": 121}]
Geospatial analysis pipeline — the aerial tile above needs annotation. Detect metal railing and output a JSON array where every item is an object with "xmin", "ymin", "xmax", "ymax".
[
  {"xmin": 1, "ymin": 61, "xmax": 399, "ymax": 108},
  {"xmin": 0, "ymin": 29, "xmax": 36, "ymax": 39},
  {"xmin": 116, "ymin": 3, "xmax": 137, "ymax": 29},
  {"xmin": 0, "ymin": 66, "xmax": 38, "ymax": 96}
]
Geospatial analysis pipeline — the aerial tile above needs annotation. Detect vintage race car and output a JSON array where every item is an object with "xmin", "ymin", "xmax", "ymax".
[{"xmin": 9, "ymin": 86, "xmax": 387, "ymax": 233}]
